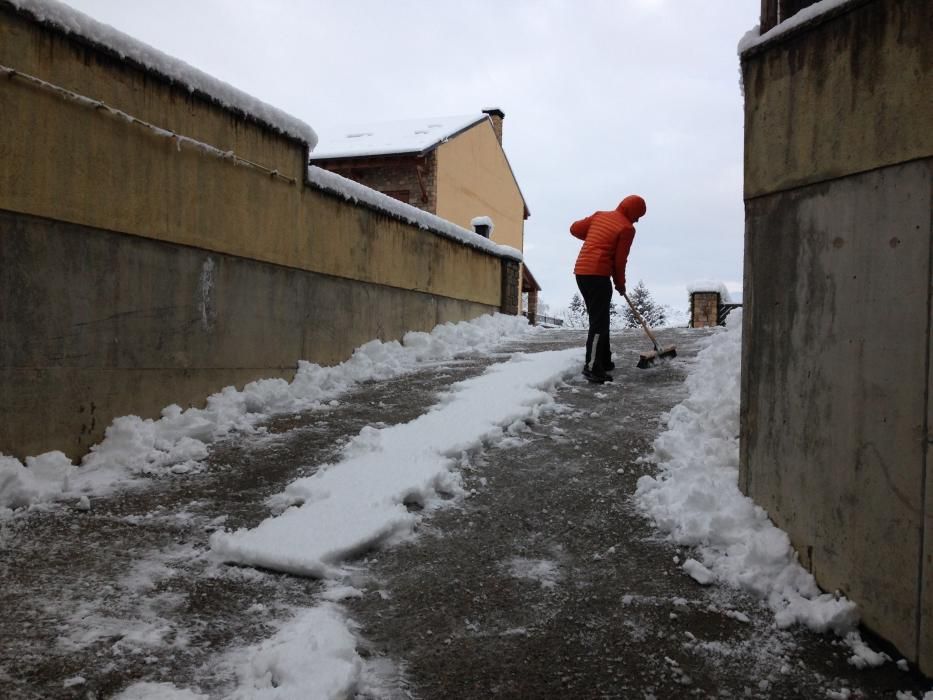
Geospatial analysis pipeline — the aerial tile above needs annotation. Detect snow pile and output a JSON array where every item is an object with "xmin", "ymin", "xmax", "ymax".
[
  {"xmin": 686, "ymin": 280, "xmax": 732, "ymax": 303},
  {"xmin": 738, "ymin": 0, "xmax": 856, "ymax": 54},
  {"xmin": 9, "ymin": 0, "xmax": 316, "ymax": 146},
  {"xmin": 115, "ymin": 604, "xmax": 370, "ymax": 700},
  {"xmin": 210, "ymin": 347, "xmax": 579, "ymax": 576},
  {"xmin": 0, "ymin": 313, "xmax": 531, "ymax": 513},
  {"xmin": 635, "ymin": 310, "xmax": 860, "ymax": 635},
  {"xmin": 224, "ymin": 605, "xmax": 362, "ymax": 700},
  {"xmin": 307, "ymin": 166, "xmax": 522, "ymax": 261},
  {"xmin": 471, "ymin": 215, "xmax": 495, "ymax": 234}
]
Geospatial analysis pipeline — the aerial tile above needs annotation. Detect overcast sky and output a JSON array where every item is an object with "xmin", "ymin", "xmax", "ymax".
[{"xmin": 64, "ymin": 0, "xmax": 759, "ymax": 317}]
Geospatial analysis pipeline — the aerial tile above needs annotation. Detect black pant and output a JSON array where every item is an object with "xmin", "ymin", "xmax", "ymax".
[{"xmin": 576, "ymin": 275, "xmax": 612, "ymax": 371}]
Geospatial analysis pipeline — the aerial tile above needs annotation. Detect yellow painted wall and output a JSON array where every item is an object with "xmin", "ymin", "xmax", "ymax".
[
  {"xmin": 0, "ymin": 6, "xmax": 502, "ymax": 308},
  {"xmin": 435, "ymin": 121, "xmax": 526, "ymax": 252},
  {"xmin": 0, "ymin": 6, "xmax": 305, "ymax": 181}
]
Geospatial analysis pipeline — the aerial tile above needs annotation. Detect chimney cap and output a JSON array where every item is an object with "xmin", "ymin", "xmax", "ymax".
[{"xmin": 482, "ymin": 107, "xmax": 505, "ymax": 119}]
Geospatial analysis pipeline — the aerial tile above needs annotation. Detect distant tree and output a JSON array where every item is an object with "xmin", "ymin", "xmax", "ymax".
[
  {"xmin": 563, "ymin": 293, "xmax": 588, "ymax": 328},
  {"xmin": 621, "ymin": 280, "xmax": 667, "ymax": 329},
  {"xmin": 609, "ymin": 299, "xmax": 623, "ymax": 329}
]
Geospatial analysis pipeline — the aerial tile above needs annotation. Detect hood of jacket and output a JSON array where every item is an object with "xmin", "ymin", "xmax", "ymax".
[{"xmin": 617, "ymin": 195, "xmax": 647, "ymax": 222}]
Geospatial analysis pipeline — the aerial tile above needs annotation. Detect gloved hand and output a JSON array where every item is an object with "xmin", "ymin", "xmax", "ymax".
[{"xmin": 616, "ymin": 284, "xmax": 626, "ymax": 296}]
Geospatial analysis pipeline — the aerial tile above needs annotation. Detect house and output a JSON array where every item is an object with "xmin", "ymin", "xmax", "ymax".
[
  {"xmin": 310, "ymin": 108, "xmax": 542, "ymax": 321},
  {"xmin": 740, "ymin": 0, "xmax": 932, "ymax": 671}
]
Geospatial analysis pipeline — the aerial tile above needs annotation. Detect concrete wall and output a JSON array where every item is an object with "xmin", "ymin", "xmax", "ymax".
[
  {"xmin": 435, "ymin": 121, "xmax": 526, "ymax": 252},
  {"xmin": 0, "ymin": 4, "xmax": 512, "ymax": 459},
  {"xmin": 740, "ymin": 0, "xmax": 933, "ymax": 671}
]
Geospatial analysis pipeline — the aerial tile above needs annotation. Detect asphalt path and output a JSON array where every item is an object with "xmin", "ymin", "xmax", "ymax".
[{"xmin": 0, "ymin": 327, "xmax": 926, "ymax": 699}]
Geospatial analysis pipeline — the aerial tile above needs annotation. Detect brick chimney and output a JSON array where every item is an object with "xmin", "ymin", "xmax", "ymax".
[{"xmin": 483, "ymin": 108, "xmax": 504, "ymax": 145}]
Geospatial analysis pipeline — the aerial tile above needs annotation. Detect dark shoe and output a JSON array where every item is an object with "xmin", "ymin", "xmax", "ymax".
[{"xmin": 583, "ymin": 367, "xmax": 613, "ymax": 384}]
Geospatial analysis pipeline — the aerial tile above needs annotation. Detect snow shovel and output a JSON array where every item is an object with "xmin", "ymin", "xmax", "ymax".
[{"xmin": 623, "ymin": 292, "xmax": 677, "ymax": 369}]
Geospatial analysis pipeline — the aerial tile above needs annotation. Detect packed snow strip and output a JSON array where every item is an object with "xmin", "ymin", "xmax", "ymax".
[
  {"xmin": 307, "ymin": 166, "xmax": 522, "ymax": 262},
  {"xmin": 223, "ymin": 605, "xmax": 362, "ymax": 700},
  {"xmin": 0, "ymin": 314, "xmax": 531, "ymax": 513},
  {"xmin": 210, "ymin": 348, "xmax": 580, "ymax": 576},
  {"xmin": 9, "ymin": 0, "xmax": 316, "ymax": 146},
  {"xmin": 634, "ymin": 311, "xmax": 860, "ymax": 636},
  {"xmin": 738, "ymin": 0, "xmax": 856, "ymax": 54}
]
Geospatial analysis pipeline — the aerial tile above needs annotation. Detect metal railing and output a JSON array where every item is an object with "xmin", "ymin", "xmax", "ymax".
[{"xmin": 522, "ymin": 312, "xmax": 564, "ymax": 327}]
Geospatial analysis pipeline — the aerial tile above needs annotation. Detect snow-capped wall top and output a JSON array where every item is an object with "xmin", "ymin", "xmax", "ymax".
[
  {"xmin": 306, "ymin": 166, "xmax": 522, "ymax": 262},
  {"xmin": 7, "ymin": 0, "xmax": 318, "ymax": 147},
  {"xmin": 738, "ymin": 0, "xmax": 856, "ymax": 54},
  {"xmin": 470, "ymin": 216, "xmax": 495, "ymax": 233},
  {"xmin": 687, "ymin": 281, "xmax": 732, "ymax": 303},
  {"xmin": 310, "ymin": 114, "xmax": 489, "ymax": 160}
]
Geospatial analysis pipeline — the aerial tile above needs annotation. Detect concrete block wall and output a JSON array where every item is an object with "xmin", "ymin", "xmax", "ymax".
[
  {"xmin": 740, "ymin": 0, "xmax": 933, "ymax": 671},
  {"xmin": 0, "ymin": 3, "xmax": 513, "ymax": 460}
]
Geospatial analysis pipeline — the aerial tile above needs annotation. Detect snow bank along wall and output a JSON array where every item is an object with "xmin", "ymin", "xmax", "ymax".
[
  {"xmin": 0, "ymin": 2, "xmax": 517, "ymax": 460},
  {"xmin": 739, "ymin": 0, "xmax": 933, "ymax": 671}
]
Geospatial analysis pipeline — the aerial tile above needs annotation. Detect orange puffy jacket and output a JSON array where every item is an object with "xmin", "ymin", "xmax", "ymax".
[{"xmin": 571, "ymin": 195, "xmax": 646, "ymax": 288}]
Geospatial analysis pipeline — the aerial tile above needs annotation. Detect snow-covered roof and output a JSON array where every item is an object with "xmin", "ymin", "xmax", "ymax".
[
  {"xmin": 738, "ymin": 0, "xmax": 856, "ymax": 54},
  {"xmin": 309, "ymin": 114, "xmax": 488, "ymax": 160},
  {"xmin": 306, "ymin": 166, "xmax": 522, "ymax": 262},
  {"xmin": 8, "ymin": 0, "xmax": 317, "ymax": 147}
]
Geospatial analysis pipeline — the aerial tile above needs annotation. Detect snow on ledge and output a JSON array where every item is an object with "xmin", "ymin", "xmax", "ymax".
[
  {"xmin": 738, "ymin": 0, "xmax": 856, "ymax": 54},
  {"xmin": 307, "ymin": 166, "xmax": 522, "ymax": 261},
  {"xmin": 470, "ymin": 216, "xmax": 495, "ymax": 234},
  {"xmin": 687, "ymin": 281, "xmax": 732, "ymax": 303},
  {"xmin": 8, "ymin": 0, "xmax": 317, "ymax": 147}
]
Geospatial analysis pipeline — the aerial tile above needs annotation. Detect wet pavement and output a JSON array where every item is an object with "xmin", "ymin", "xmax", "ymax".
[{"xmin": 0, "ymin": 328, "xmax": 928, "ymax": 699}]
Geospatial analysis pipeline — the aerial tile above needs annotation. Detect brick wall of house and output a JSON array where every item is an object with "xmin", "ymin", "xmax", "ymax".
[
  {"xmin": 320, "ymin": 152, "xmax": 438, "ymax": 214},
  {"xmin": 690, "ymin": 292, "xmax": 720, "ymax": 328},
  {"xmin": 500, "ymin": 260, "xmax": 521, "ymax": 315}
]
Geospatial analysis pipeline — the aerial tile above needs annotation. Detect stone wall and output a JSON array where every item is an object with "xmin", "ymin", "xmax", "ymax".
[
  {"xmin": 740, "ymin": 0, "xmax": 933, "ymax": 671},
  {"xmin": 313, "ymin": 153, "xmax": 438, "ymax": 213}
]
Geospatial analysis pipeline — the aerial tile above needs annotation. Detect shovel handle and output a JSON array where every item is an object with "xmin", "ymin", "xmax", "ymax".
[{"xmin": 623, "ymin": 292, "xmax": 662, "ymax": 352}]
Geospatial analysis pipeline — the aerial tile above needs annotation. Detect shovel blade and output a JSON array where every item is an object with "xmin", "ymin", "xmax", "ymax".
[{"xmin": 637, "ymin": 346, "xmax": 677, "ymax": 369}]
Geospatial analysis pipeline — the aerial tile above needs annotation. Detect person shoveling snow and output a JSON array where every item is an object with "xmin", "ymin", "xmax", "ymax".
[{"xmin": 570, "ymin": 194, "xmax": 648, "ymax": 383}]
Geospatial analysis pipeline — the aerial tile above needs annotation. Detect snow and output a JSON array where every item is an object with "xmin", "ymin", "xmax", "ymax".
[
  {"xmin": 506, "ymin": 557, "xmax": 562, "ymax": 589},
  {"xmin": 307, "ymin": 166, "xmax": 522, "ymax": 261},
  {"xmin": 738, "ymin": 0, "xmax": 856, "ymax": 54},
  {"xmin": 210, "ymin": 347, "xmax": 579, "ymax": 576},
  {"xmin": 635, "ymin": 310, "xmax": 861, "ymax": 636},
  {"xmin": 309, "ymin": 114, "xmax": 487, "ymax": 159},
  {"xmin": 682, "ymin": 558, "xmax": 714, "ymax": 585},
  {"xmin": 686, "ymin": 280, "xmax": 732, "ymax": 303},
  {"xmin": 8, "ymin": 0, "xmax": 316, "ymax": 146},
  {"xmin": 0, "ymin": 313, "xmax": 531, "ymax": 513},
  {"xmin": 224, "ymin": 605, "xmax": 362, "ymax": 700},
  {"xmin": 470, "ymin": 215, "xmax": 495, "ymax": 233}
]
